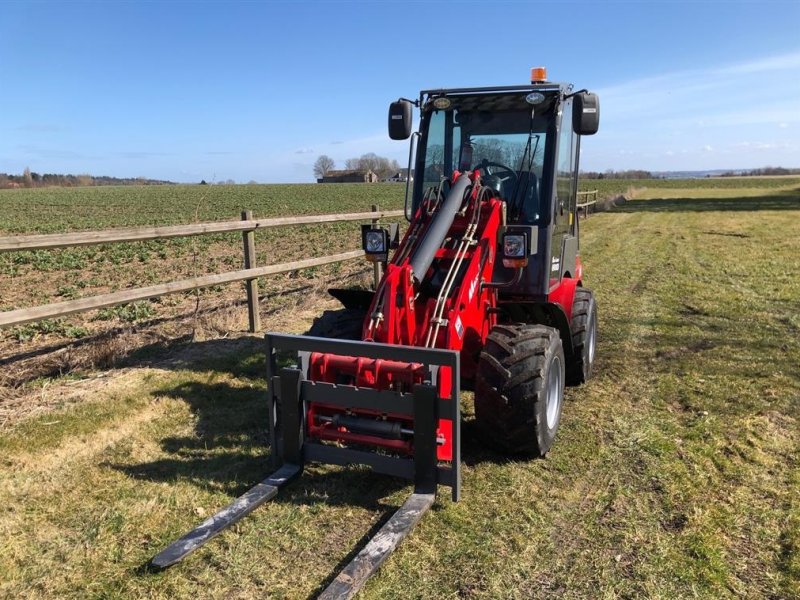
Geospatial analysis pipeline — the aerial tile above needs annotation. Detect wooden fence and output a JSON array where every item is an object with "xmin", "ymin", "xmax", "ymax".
[
  {"xmin": 0, "ymin": 207, "xmax": 404, "ymax": 332},
  {"xmin": 576, "ymin": 190, "xmax": 598, "ymax": 219}
]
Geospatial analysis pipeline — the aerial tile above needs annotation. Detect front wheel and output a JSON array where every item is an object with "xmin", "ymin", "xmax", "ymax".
[{"xmin": 474, "ymin": 324, "xmax": 565, "ymax": 456}]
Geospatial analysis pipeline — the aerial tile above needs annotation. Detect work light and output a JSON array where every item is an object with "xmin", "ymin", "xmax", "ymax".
[
  {"xmin": 365, "ymin": 230, "xmax": 387, "ymax": 253},
  {"xmin": 501, "ymin": 226, "xmax": 537, "ymax": 269},
  {"xmin": 361, "ymin": 225, "xmax": 392, "ymax": 263},
  {"xmin": 503, "ymin": 234, "xmax": 526, "ymax": 258}
]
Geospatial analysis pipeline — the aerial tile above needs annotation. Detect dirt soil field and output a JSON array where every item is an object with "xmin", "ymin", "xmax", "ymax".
[{"xmin": 0, "ymin": 180, "xmax": 798, "ymax": 598}]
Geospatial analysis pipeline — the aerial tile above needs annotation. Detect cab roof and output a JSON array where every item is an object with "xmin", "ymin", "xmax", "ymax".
[
  {"xmin": 420, "ymin": 83, "xmax": 570, "ymax": 114},
  {"xmin": 420, "ymin": 82, "xmax": 570, "ymax": 97}
]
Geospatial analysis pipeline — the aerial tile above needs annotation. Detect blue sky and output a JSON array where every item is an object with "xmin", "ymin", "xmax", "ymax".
[{"xmin": 1, "ymin": 0, "xmax": 799, "ymax": 183}]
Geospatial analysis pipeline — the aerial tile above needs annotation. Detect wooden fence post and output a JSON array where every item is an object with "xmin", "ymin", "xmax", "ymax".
[
  {"xmin": 371, "ymin": 204, "xmax": 382, "ymax": 290},
  {"xmin": 241, "ymin": 210, "xmax": 261, "ymax": 333}
]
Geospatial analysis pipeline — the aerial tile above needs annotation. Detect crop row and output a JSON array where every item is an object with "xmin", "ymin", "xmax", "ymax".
[
  {"xmin": 6, "ymin": 178, "xmax": 796, "ymax": 235},
  {"xmin": 0, "ymin": 183, "xmax": 406, "ymax": 234}
]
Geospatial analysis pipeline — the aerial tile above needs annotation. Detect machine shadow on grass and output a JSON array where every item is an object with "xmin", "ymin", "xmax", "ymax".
[
  {"xmin": 112, "ymin": 334, "xmax": 515, "ymax": 506},
  {"xmin": 615, "ymin": 189, "xmax": 799, "ymax": 213},
  {"xmin": 110, "ymin": 336, "xmax": 409, "ymax": 509},
  {"xmin": 0, "ymin": 282, "xmax": 319, "ymax": 389}
]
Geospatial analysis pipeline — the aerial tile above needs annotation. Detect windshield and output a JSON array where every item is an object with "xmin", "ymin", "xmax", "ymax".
[{"xmin": 418, "ymin": 105, "xmax": 549, "ymax": 223}]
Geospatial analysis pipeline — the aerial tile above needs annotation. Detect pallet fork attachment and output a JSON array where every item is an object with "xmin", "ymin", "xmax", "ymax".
[
  {"xmin": 150, "ymin": 463, "xmax": 301, "ymax": 569},
  {"xmin": 150, "ymin": 334, "xmax": 460, "ymax": 598}
]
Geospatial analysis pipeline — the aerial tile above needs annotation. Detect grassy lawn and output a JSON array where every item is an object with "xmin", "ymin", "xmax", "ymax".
[{"xmin": 0, "ymin": 181, "xmax": 798, "ymax": 598}]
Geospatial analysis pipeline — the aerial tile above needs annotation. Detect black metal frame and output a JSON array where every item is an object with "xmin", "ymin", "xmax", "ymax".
[{"xmin": 266, "ymin": 333, "xmax": 461, "ymax": 502}]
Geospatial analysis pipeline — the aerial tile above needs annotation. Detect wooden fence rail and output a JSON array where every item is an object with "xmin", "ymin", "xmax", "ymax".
[
  {"xmin": 0, "ymin": 208, "xmax": 404, "ymax": 331},
  {"xmin": 0, "ymin": 210, "xmax": 404, "ymax": 253},
  {"xmin": 0, "ymin": 251, "xmax": 365, "ymax": 329}
]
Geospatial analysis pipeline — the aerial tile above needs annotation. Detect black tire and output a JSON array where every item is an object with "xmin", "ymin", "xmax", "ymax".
[
  {"xmin": 306, "ymin": 308, "xmax": 365, "ymax": 340},
  {"xmin": 474, "ymin": 324, "xmax": 565, "ymax": 456},
  {"xmin": 566, "ymin": 287, "xmax": 597, "ymax": 386}
]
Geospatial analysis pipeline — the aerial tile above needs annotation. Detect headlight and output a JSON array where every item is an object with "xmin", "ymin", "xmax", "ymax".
[
  {"xmin": 365, "ymin": 230, "xmax": 386, "ymax": 253},
  {"xmin": 503, "ymin": 234, "xmax": 526, "ymax": 258},
  {"xmin": 361, "ymin": 226, "xmax": 391, "ymax": 263}
]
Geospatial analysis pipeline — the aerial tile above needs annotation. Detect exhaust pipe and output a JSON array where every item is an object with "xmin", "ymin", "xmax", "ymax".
[{"xmin": 408, "ymin": 175, "xmax": 471, "ymax": 284}]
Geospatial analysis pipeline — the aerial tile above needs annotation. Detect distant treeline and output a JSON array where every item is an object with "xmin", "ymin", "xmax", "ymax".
[
  {"xmin": 580, "ymin": 170, "xmax": 658, "ymax": 180},
  {"xmin": 717, "ymin": 167, "xmax": 800, "ymax": 177},
  {"xmin": 0, "ymin": 168, "xmax": 175, "ymax": 189},
  {"xmin": 581, "ymin": 167, "xmax": 800, "ymax": 180}
]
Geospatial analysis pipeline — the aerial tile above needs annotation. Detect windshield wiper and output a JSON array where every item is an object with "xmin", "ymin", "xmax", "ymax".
[{"xmin": 508, "ymin": 108, "xmax": 539, "ymax": 221}]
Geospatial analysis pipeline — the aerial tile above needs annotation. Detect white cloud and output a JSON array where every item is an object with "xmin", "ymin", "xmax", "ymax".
[
  {"xmin": 582, "ymin": 49, "xmax": 800, "ymax": 171},
  {"xmin": 732, "ymin": 141, "xmax": 795, "ymax": 151},
  {"xmin": 717, "ymin": 50, "xmax": 800, "ymax": 75}
]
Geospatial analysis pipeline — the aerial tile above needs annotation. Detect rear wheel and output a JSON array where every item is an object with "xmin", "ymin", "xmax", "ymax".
[
  {"xmin": 306, "ymin": 308, "xmax": 365, "ymax": 340},
  {"xmin": 475, "ymin": 324, "xmax": 565, "ymax": 456},
  {"xmin": 567, "ymin": 287, "xmax": 597, "ymax": 385}
]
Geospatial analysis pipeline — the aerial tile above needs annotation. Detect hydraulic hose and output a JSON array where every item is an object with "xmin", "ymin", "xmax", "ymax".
[{"xmin": 409, "ymin": 175, "xmax": 471, "ymax": 284}]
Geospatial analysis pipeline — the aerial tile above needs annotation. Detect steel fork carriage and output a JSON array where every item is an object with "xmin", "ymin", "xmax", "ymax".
[
  {"xmin": 151, "ymin": 333, "xmax": 460, "ymax": 599},
  {"xmin": 267, "ymin": 333, "xmax": 461, "ymax": 502}
]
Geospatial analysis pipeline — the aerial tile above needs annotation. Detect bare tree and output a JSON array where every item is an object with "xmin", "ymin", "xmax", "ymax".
[
  {"xmin": 314, "ymin": 155, "xmax": 335, "ymax": 179},
  {"xmin": 344, "ymin": 153, "xmax": 400, "ymax": 179}
]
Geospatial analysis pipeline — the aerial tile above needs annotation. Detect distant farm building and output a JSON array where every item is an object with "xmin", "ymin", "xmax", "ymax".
[
  {"xmin": 383, "ymin": 170, "xmax": 412, "ymax": 182},
  {"xmin": 318, "ymin": 169, "xmax": 379, "ymax": 183}
]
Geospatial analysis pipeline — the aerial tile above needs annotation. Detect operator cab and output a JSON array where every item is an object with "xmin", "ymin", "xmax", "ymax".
[{"xmin": 389, "ymin": 72, "xmax": 599, "ymax": 300}]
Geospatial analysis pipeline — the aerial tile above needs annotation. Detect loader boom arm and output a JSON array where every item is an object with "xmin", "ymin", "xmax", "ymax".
[{"xmin": 307, "ymin": 170, "xmax": 504, "ymax": 461}]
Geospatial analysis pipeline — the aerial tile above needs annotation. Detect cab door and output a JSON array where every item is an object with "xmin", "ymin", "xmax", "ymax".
[{"xmin": 551, "ymin": 98, "xmax": 578, "ymax": 286}]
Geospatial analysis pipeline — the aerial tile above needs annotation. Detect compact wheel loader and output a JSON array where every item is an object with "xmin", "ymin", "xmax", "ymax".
[{"xmin": 152, "ymin": 68, "xmax": 600, "ymax": 598}]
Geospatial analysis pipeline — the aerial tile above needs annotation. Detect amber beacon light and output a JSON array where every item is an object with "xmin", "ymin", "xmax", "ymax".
[{"xmin": 530, "ymin": 66, "xmax": 547, "ymax": 83}]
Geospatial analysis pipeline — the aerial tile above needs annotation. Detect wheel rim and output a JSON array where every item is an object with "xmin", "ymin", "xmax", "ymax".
[
  {"xmin": 587, "ymin": 311, "xmax": 597, "ymax": 366},
  {"xmin": 546, "ymin": 355, "xmax": 563, "ymax": 430}
]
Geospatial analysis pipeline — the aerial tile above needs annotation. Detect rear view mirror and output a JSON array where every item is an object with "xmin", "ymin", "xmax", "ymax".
[
  {"xmin": 573, "ymin": 92, "xmax": 599, "ymax": 136},
  {"xmin": 388, "ymin": 100, "xmax": 413, "ymax": 140}
]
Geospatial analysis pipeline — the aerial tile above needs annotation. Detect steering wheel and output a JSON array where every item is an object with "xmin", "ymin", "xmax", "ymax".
[
  {"xmin": 479, "ymin": 160, "xmax": 517, "ymax": 186},
  {"xmin": 478, "ymin": 160, "xmax": 517, "ymax": 199}
]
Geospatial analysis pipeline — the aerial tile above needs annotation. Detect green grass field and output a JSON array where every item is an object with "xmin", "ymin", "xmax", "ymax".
[
  {"xmin": 0, "ymin": 179, "xmax": 799, "ymax": 598},
  {"xmin": 0, "ymin": 183, "xmax": 409, "ymax": 234},
  {"xmin": 6, "ymin": 178, "xmax": 796, "ymax": 234}
]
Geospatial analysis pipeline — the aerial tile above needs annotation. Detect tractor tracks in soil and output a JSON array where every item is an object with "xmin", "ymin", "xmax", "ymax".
[
  {"xmin": 566, "ymin": 208, "xmax": 800, "ymax": 596},
  {"xmin": 537, "ymin": 212, "xmax": 668, "ymax": 591}
]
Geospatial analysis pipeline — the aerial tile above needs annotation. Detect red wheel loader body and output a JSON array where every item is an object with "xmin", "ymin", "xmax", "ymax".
[{"xmin": 153, "ymin": 69, "xmax": 600, "ymax": 598}]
